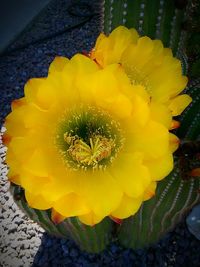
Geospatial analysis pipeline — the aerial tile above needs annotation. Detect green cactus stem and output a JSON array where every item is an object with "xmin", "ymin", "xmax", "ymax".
[{"xmin": 102, "ymin": 0, "xmax": 189, "ymax": 56}]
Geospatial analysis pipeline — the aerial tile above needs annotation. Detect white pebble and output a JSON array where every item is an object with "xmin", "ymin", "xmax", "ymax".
[{"xmin": 0, "ymin": 126, "xmax": 43, "ymax": 266}]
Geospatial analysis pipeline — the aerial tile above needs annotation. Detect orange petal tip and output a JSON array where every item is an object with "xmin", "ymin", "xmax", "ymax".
[
  {"xmin": 9, "ymin": 175, "xmax": 20, "ymax": 184},
  {"xmin": 109, "ymin": 216, "xmax": 122, "ymax": 225},
  {"xmin": 2, "ymin": 133, "xmax": 11, "ymax": 145},
  {"xmin": 89, "ymin": 48, "xmax": 95, "ymax": 57},
  {"xmin": 175, "ymin": 139, "xmax": 180, "ymax": 145},
  {"xmin": 51, "ymin": 209, "xmax": 66, "ymax": 224},
  {"xmin": 92, "ymin": 58, "xmax": 102, "ymax": 68},
  {"xmin": 170, "ymin": 136, "xmax": 180, "ymax": 145},
  {"xmin": 11, "ymin": 98, "xmax": 25, "ymax": 110},
  {"xmin": 82, "ymin": 51, "xmax": 90, "ymax": 57},
  {"xmin": 54, "ymin": 56, "xmax": 62, "ymax": 60},
  {"xmin": 145, "ymin": 191, "xmax": 155, "ymax": 199},
  {"xmin": 189, "ymin": 168, "xmax": 200, "ymax": 177},
  {"xmin": 170, "ymin": 120, "xmax": 180, "ymax": 130}
]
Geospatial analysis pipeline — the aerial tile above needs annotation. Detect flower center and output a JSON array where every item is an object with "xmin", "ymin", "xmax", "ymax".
[
  {"xmin": 126, "ymin": 66, "xmax": 147, "ymax": 86},
  {"xmin": 64, "ymin": 134, "xmax": 115, "ymax": 168},
  {"xmin": 55, "ymin": 106, "xmax": 124, "ymax": 171},
  {"xmin": 125, "ymin": 65, "xmax": 152, "ymax": 94}
]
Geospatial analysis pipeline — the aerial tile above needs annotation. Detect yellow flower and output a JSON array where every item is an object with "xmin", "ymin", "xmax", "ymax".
[
  {"xmin": 91, "ymin": 26, "xmax": 192, "ymax": 129},
  {"xmin": 4, "ymin": 47, "xmax": 189, "ymax": 226}
]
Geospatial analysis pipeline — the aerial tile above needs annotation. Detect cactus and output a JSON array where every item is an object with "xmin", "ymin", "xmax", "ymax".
[{"xmin": 6, "ymin": 0, "xmax": 200, "ymax": 253}]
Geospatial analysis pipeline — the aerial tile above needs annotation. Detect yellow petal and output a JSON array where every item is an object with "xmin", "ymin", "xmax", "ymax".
[
  {"xmin": 122, "ymin": 36, "xmax": 154, "ymax": 77},
  {"xmin": 49, "ymin": 56, "xmax": 69, "ymax": 73},
  {"xmin": 73, "ymin": 171, "xmax": 123, "ymax": 217},
  {"xmin": 149, "ymin": 73, "xmax": 188, "ymax": 103},
  {"xmin": 77, "ymin": 63, "xmax": 119, "ymax": 104},
  {"xmin": 25, "ymin": 149, "xmax": 48, "ymax": 177},
  {"xmin": 120, "ymin": 87, "xmax": 150, "ymax": 132},
  {"xmin": 132, "ymin": 85, "xmax": 150, "ymax": 103},
  {"xmin": 79, "ymin": 64, "xmax": 134, "ymax": 119},
  {"xmin": 53, "ymin": 193, "xmax": 90, "ymax": 217},
  {"xmin": 65, "ymin": 53, "xmax": 99, "ymax": 76},
  {"xmin": 90, "ymin": 33, "xmax": 107, "ymax": 66},
  {"xmin": 169, "ymin": 133, "xmax": 180, "ymax": 153},
  {"xmin": 106, "ymin": 26, "xmax": 139, "ymax": 65},
  {"xmin": 144, "ymin": 152, "xmax": 173, "ymax": 181},
  {"xmin": 19, "ymin": 170, "xmax": 51, "ymax": 195},
  {"xmin": 150, "ymin": 102, "xmax": 172, "ymax": 129},
  {"xmin": 36, "ymin": 82, "xmax": 60, "ymax": 110},
  {"xmin": 6, "ymin": 150, "xmax": 22, "ymax": 181},
  {"xmin": 5, "ymin": 106, "xmax": 27, "ymax": 137},
  {"xmin": 141, "ymin": 40, "xmax": 164, "ymax": 72},
  {"xmin": 6, "ymin": 102, "xmax": 49, "ymax": 135},
  {"xmin": 129, "ymin": 91, "xmax": 150, "ymax": 126},
  {"xmin": 34, "ymin": 148, "xmax": 75, "ymax": 202},
  {"xmin": 25, "ymin": 75, "xmax": 71, "ymax": 111},
  {"xmin": 111, "ymin": 194, "xmax": 143, "ymax": 219},
  {"xmin": 78, "ymin": 212, "xmax": 104, "ymax": 226},
  {"xmin": 107, "ymin": 93, "xmax": 133, "ymax": 119},
  {"xmin": 168, "ymin": 94, "xmax": 192, "ymax": 116},
  {"xmin": 8, "ymin": 137, "xmax": 35, "ymax": 163},
  {"xmin": 41, "ymin": 181, "xmax": 73, "ymax": 203},
  {"xmin": 91, "ymin": 64, "xmax": 120, "ymax": 97},
  {"xmin": 111, "ymin": 152, "xmax": 151, "ymax": 198},
  {"xmin": 143, "ymin": 181, "xmax": 157, "ymax": 201},
  {"xmin": 129, "ymin": 120, "xmax": 169, "ymax": 158},
  {"xmin": 91, "ymin": 26, "xmax": 139, "ymax": 67},
  {"xmin": 132, "ymin": 37, "xmax": 154, "ymax": 68},
  {"xmin": 25, "ymin": 191, "xmax": 52, "ymax": 210},
  {"xmin": 24, "ymin": 78, "xmax": 46, "ymax": 104}
]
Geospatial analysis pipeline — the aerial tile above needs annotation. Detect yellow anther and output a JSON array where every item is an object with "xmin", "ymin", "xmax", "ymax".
[{"xmin": 64, "ymin": 133, "xmax": 115, "ymax": 167}]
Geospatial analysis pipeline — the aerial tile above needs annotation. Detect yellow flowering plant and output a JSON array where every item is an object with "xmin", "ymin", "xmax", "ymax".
[{"xmin": 3, "ymin": 25, "xmax": 200, "ymax": 253}]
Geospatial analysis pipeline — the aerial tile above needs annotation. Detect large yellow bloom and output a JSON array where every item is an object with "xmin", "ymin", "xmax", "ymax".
[
  {"xmin": 4, "ymin": 32, "xmax": 191, "ymax": 226},
  {"xmin": 91, "ymin": 26, "xmax": 192, "ymax": 129}
]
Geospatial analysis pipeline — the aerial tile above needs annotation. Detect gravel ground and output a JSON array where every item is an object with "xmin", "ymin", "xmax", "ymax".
[
  {"xmin": 1, "ymin": 0, "xmax": 200, "ymax": 266},
  {"xmin": 0, "ymin": 127, "xmax": 44, "ymax": 267}
]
